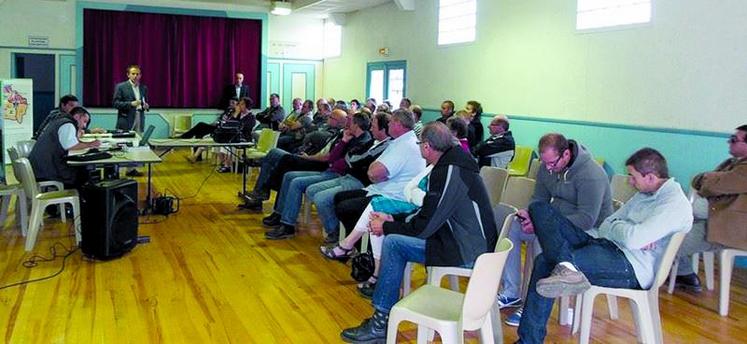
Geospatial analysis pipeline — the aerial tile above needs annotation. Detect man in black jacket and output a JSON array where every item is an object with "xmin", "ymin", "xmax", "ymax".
[
  {"xmin": 472, "ymin": 115, "xmax": 516, "ymax": 168},
  {"xmin": 340, "ymin": 122, "xmax": 498, "ymax": 343}
]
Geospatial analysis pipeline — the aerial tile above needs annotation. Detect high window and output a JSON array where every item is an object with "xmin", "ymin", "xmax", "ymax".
[
  {"xmin": 577, "ymin": 0, "xmax": 652, "ymax": 30},
  {"xmin": 438, "ymin": 0, "xmax": 477, "ymax": 45}
]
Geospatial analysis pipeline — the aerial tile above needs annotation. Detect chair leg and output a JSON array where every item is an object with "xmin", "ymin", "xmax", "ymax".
[
  {"xmin": 667, "ymin": 260, "xmax": 679, "ymax": 294},
  {"xmin": 402, "ymin": 262, "xmax": 414, "ymax": 297},
  {"xmin": 417, "ymin": 325, "xmax": 432, "ymax": 344},
  {"xmin": 386, "ymin": 312, "xmax": 402, "ymax": 344},
  {"xmin": 17, "ymin": 191, "xmax": 28, "ymax": 236},
  {"xmin": 579, "ymin": 291, "xmax": 597, "ymax": 344},
  {"xmin": 59, "ymin": 202, "xmax": 66, "ymax": 223},
  {"xmin": 629, "ymin": 298, "xmax": 644, "ymax": 343},
  {"xmin": 572, "ymin": 295, "xmax": 582, "ymax": 334},
  {"xmin": 606, "ymin": 295, "xmax": 619, "ymax": 320},
  {"xmin": 448, "ymin": 275, "xmax": 459, "ymax": 292},
  {"xmin": 719, "ymin": 250, "xmax": 735, "ymax": 316},
  {"xmin": 361, "ymin": 231, "xmax": 369, "ymax": 254},
  {"xmin": 480, "ymin": 310, "xmax": 501, "ymax": 344},
  {"xmin": 438, "ymin": 325, "xmax": 462, "ymax": 344},
  {"xmin": 632, "ymin": 297, "xmax": 656, "ymax": 344},
  {"xmin": 691, "ymin": 252, "xmax": 700, "ymax": 276},
  {"xmin": 703, "ymin": 251, "xmax": 715, "ymax": 291},
  {"xmin": 25, "ymin": 199, "xmax": 44, "ymax": 252},
  {"xmin": 71, "ymin": 198, "xmax": 82, "ymax": 245},
  {"xmin": 558, "ymin": 296, "xmax": 570, "ymax": 325},
  {"xmin": 0, "ymin": 194, "xmax": 10, "ymax": 226},
  {"xmin": 302, "ymin": 194, "xmax": 311, "ymax": 225},
  {"xmin": 648, "ymin": 292, "xmax": 664, "ymax": 344}
]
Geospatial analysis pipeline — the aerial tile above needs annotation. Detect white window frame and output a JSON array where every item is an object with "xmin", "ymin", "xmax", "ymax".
[
  {"xmin": 438, "ymin": 0, "xmax": 477, "ymax": 46},
  {"xmin": 576, "ymin": 0, "xmax": 653, "ymax": 33}
]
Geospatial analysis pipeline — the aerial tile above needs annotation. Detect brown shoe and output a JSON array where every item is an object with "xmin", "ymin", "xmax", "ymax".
[{"xmin": 536, "ymin": 264, "xmax": 591, "ymax": 298}]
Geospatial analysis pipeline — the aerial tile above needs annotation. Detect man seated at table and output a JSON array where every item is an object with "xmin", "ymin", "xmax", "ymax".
[{"xmin": 28, "ymin": 106, "xmax": 101, "ymax": 190}]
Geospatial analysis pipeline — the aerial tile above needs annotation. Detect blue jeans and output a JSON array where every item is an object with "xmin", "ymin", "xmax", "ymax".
[
  {"xmin": 373, "ymin": 234, "xmax": 426, "ymax": 313},
  {"xmin": 306, "ymin": 175, "xmax": 365, "ymax": 236},
  {"xmin": 500, "ymin": 220, "xmax": 541, "ymax": 299},
  {"xmin": 518, "ymin": 202, "xmax": 640, "ymax": 344},
  {"xmin": 275, "ymin": 171, "xmax": 340, "ymax": 226},
  {"xmin": 254, "ymin": 148, "xmax": 288, "ymax": 193}
]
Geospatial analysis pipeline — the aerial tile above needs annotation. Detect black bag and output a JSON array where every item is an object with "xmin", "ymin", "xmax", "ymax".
[
  {"xmin": 211, "ymin": 121, "xmax": 243, "ymax": 143},
  {"xmin": 350, "ymin": 251, "xmax": 375, "ymax": 282}
]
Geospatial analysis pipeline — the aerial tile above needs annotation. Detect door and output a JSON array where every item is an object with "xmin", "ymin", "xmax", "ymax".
[
  {"xmin": 282, "ymin": 63, "xmax": 315, "ymax": 107},
  {"xmin": 366, "ymin": 61, "xmax": 407, "ymax": 108},
  {"xmin": 13, "ymin": 53, "xmax": 56, "ymax": 133}
]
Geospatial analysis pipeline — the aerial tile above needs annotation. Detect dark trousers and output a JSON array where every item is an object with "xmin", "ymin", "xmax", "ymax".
[
  {"xmin": 517, "ymin": 201, "xmax": 640, "ymax": 344},
  {"xmin": 267, "ymin": 154, "xmax": 327, "ymax": 191},
  {"xmin": 333, "ymin": 189, "xmax": 372, "ymax": 233},
  {"xmin": 180, "ymin": 122, "xmax": 216, "ymax": 139},
  {"xmin": 277, "ymin": 134, "xmax": 302, "ymax": 152}
]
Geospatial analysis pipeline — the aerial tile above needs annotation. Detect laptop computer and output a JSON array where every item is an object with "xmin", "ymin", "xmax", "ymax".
[{"xmin": 139, "ymin": 125, "xmax": 155, "ymax": 146}]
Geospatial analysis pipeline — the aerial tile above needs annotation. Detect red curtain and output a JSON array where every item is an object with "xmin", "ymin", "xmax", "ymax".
[{"xmin": 83, "ymin": 9, "xmax": 262, "ymax": 108}]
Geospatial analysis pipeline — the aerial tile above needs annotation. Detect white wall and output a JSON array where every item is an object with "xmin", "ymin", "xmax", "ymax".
[{"xmin": 323, "ymin": 0, "xmax": 747, "ymax": 132}]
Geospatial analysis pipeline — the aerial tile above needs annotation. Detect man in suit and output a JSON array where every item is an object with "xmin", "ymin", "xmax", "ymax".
[
  {"xmin": 221, "ymin": 73, "xmax": 249, "ymax": 109},
  {"xmin": 113, "ymin": 64, "xmax": 149, "ymax": 132},
  {"xmin": 113, "ymin": 64, "xmax": 149, "ymax": 177}
]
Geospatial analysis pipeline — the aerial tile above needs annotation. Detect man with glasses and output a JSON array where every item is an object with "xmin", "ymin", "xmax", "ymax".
[
  {"xmin": 499, "ymin": 133, "xmax": 613, "ymax": 326},
  {"xmin": 671, "ymin": 124, "xmax": 747, "ymax": 292},
  {"xmin": 472, "ymin": 114, "xmax": 516, "ymax": 168}
]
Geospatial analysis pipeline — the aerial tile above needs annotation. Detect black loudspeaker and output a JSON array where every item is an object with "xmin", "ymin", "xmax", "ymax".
[{"xmin": 80, "ymin": 179, "xmax": 139, "ymax": 260}]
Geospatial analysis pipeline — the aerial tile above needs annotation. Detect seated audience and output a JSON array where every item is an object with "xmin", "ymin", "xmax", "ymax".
[
  {"xmin": 255, "ymin": 93, "xmax": 286, "ymax": 130},
  {"xmin": 277, "ymin": 98, "xmax": 313, "ymax": 151},
  {"xmin": 309, "ymin": 112, "xmax": 392, "ymax": 244},
  {"xmin": 464, "ymin": 100, "xmax": 484, "ymax": 149},
  {"xmin": 33, "ymin": 94, "xmax": 79, "ymax": 140},
  {"xmin": 447, "ymin": 116, "xmax": 470, "ymax": 153},
  {"xmin": 340, "ymin": 122, "xmax": 497, "ymax": 343},
  {"xmin": 399, "ymin": 97, "xmax": 411, "ymax": 110},
  {"xmin": 263, "ymin": 112, "xmax": 373, "ymax": 240},
  {"xmin": 28, "ymin": 107, "xmax": 100, "ymax": 189},
  {"xmin": 671, "ymin": 124, "xmax": 747, "ymax": 292},
  {"xmin": 216, "ymin": 97, "xmax": 256, "ymax": 173},
  {"xmin": 410, "ymin": 105, "xmax": 423, "ymax": 136},
  {"xmin": 183, "ymin": 97, "xmax": 239, "ymax": 163},
  {"xmin": 435, "ymin": 100, "xmax": 455, "ymax": 124},
  {"xmin": 365, "ymin": 98, "xmax": 377, "ymax": 113},
  {"xmin": 472, "ymin": 114, "xmax": 515, "ymax": 168},
  {"xmin": 332, "ymin": 109, "xmax": 426, "ymax": 296},
  {"xmin": 500, "ymin": 133, "xmax": 612, "ymax": 326},
  {"xmin": 516, "ymin": 148, "xmax": 693, "ymax": 344},
  {"xmin": 241, "ymin": 110, "xmax": 348, "ymax": 209}
]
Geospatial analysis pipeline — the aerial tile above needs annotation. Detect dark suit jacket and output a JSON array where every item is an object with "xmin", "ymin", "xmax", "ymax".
[
  {"xmin": 221, "ymin": 84, "xmax": 249, "ymax": 108},
  {"xmin": 113, "ymin": 81, "xmax": 148, "ymax": 131}
]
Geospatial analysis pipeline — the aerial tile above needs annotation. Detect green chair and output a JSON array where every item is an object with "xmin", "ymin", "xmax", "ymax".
[
  {"xmin": 387, "ymin": 239, "xmax": 513, "ymax": 344},
  {"xmin": 507, "ymin": 146, "xmax": 533, "ymax": 176},
  {"xmin": 244, "ymin": 129, "xmax": 281, "ymax": 176}
]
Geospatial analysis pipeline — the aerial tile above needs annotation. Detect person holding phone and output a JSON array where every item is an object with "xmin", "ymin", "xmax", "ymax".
[{"xmin": 499, "ymin": 133, "xmax": 613, "ymax": 327}]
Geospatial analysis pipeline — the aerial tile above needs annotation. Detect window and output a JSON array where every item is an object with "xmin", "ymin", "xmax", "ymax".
[
  {"xmin": 438, "ymin": 0, "xmax": 476, "ymax": 45},
  {"xmin": 323, "ymin": 20, "xmax": 342, "ymax": 58},
  {"xmin": 576, "ymin": 0, "xmax": 652, "ymax": 30},
  {"xmin": 366, "ymin": 61, "xmax": 406, "ymax": 109}
]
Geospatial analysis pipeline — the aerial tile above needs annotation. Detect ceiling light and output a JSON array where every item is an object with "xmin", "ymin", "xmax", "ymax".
[{"xmin": 271, "ymin": 1, "xmax": 292, "ymax": 16}]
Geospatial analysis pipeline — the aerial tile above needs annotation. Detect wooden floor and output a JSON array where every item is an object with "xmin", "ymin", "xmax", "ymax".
[{"xmin": 1, "ymin": 149, "xmax": 746, "ymax": 343}]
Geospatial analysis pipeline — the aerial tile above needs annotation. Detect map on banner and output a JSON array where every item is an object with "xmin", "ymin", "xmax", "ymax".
[{"xmin": 2, "ymin": 84, "xmax": 30, "ymax": 124}]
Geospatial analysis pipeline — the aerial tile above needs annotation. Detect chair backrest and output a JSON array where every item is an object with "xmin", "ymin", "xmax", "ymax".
[
  {"xmin": 494, "ymin": 202, "xmax": 518, "ymax": 243},
  {"xmin": 611, "ymin": 174, "xmax": 636, "ymax": 203},
  {"xmin": 7, "ymin": 147, "xmax": 19, "ymax": 162},
  {"xmin": 507, "ymin": 145, "xmax": 533, "ymax": 176},
  {"xmin": 652, "ymin": 231, "xmax": 687, "ymax": 289},
  {"xmin": 527, "ymin": 159, "xmax": 541, "ymax": 180},
  {"xmin": 14, "ymin": 158, "xmax": 41, "ymax": 200},
  {"xmin": 461, "ymin": 238, "xmax": 513, "ymax": 330},
  {"xmin": 480, "ymin": 166, "xmax": 509, "ymax": 207},
  {"xmin": 16, "ymin": 140, "xmax": 36, "ymax": 158},
  {"xmin": 256, "ymin": 129, "xmax": 280, "ymax": 153},
  {"xmin": 502, "ymin": 177, "xmax": 536, "ymax": 209}
]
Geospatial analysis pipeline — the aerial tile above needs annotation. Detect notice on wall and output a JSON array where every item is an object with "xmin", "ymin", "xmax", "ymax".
[{"xmin": 1, "ymin": 79, "xmax": 34, "ymax": 164}]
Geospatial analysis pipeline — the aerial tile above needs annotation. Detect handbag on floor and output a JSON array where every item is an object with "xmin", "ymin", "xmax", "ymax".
[{"xmin": 350, "ymin": 251, "xmax": 375, "ymax": 283}]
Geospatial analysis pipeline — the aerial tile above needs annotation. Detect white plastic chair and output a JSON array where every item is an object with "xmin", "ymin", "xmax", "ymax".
[
  {"xmin": 576, "ymin": 231, "xmax": 687, "ymax": 344},
  {"xmin": 387, "ymin": 239, "xmax": 513, "ymax": 344},
  {"xmin": 14, "ymin": 158, "xmax": 82, "ymax": 251},
  {"xmin": 479, "ymin": 166, "xmax": 509, "ymax": 208},
  {"xmin": 338, "ymin": 222, "xmax": 369, "ymax": 254},
  {"xmin": 402, "ymin": 203, "xmax": 517, "ymax": 297},
  {"xmin": 718, "ymin": 249, "xmax": 747, "ymax": 316}
]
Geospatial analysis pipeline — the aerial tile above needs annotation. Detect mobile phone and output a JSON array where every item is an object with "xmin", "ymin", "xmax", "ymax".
[{"xmin": 515, "ymin": 213, "xmax": 527, "ymax": 222}]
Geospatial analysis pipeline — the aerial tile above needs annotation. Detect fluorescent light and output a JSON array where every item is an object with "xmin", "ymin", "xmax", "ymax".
[{"xmin": 271, "ymin": 1, "xmax": 292, "ymax": 16}]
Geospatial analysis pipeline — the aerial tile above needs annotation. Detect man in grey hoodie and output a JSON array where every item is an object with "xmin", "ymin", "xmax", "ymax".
[{"xmin": 499, "ymin": 133, "xmax": 613, "ymax": 326}]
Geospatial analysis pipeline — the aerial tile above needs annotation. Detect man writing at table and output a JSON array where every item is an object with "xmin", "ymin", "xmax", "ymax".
[
  {"xmin": 28, "ymin": 106, "xmax": 100, "ymax": 190},
  {"xmin": 113, "ymin": 64, "xmax": 149, "ymax": 177}
]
